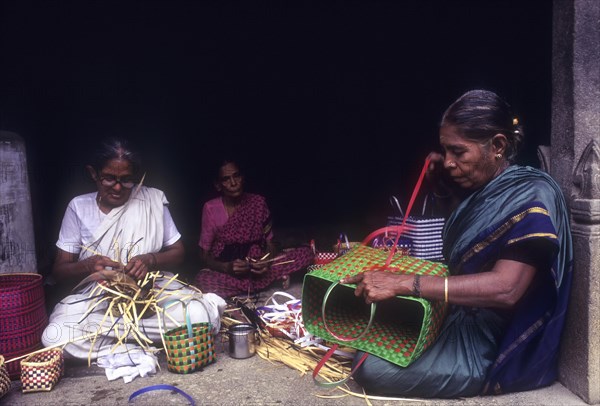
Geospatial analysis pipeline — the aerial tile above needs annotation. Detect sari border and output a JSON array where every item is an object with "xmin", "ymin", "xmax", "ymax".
[{"xmin": 459, "ymin": 207, "xmax": 550, "ymax": 267}]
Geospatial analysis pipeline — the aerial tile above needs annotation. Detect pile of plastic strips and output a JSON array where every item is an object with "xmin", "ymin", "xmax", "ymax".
[
  {"xmin": 70, "ymin": 270, "xmax": 201, "ymax": 365},
  {"xmin": 224, "ymin": 292, "xmax": 355, "ymax": 385}
]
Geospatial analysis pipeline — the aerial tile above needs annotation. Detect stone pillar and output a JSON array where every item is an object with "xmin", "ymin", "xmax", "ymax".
[
  {"xmin": 0, "ymin": 131, "xmax": 38, "ymax": 274},
  {"xmin": 552, "ymin": 0, "xmax": 600, "ymax": 404}
]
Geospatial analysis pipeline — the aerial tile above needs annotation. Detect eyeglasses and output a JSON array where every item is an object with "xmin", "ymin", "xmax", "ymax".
[{"xmin": 99, "ymin": 176, "xmax": 137, "ymax": 189}]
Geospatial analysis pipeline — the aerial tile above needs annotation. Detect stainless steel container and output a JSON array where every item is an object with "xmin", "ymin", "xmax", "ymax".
[{"xmin": 228, "ymin": 323, "xmax": 258, "ymax": 359}]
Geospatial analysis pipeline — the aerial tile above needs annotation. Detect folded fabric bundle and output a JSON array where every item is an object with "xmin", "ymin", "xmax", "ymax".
[{"xmin": 97, "ymin": 345, "xmax": 159, "ymax": 383}]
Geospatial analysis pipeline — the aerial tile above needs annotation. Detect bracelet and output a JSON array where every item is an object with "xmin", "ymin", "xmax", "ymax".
[
  {"xmin": 444, "ymin": 277, "xmax": 448, "ymax": 303},
  {"xmin": 412, "ymin": 275, "xmax": 421, "ymax": 297}
]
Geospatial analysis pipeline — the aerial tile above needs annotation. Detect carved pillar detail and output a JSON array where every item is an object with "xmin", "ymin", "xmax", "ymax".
[
  {"xmin": 560, "ymin": 138, "xmax": 600, "ymax": 403},
  {"xmin": 572, "ymin": 140, "xmax": 600, "ymax": 227}
]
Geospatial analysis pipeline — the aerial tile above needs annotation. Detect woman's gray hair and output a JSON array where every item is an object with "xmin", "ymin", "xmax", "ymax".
[
  {"xmin": 90, "ymin": 138, "xmax": 142, "ymax": 174},
  {"xmin": 441, "ymin": 89, "xmax": 524, "ymax": 163}
]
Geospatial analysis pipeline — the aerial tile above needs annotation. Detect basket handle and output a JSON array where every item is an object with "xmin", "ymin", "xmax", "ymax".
[
  {"xmin": 321, "ymin": 280, "xmax": 376, "ymax": 343},
  {"xmin": 163, "ymin": 299, "xmax": 194, "ymax": 338},
  {"xmin": 362, "ymin": 157, "xmax": 431, "ymax": 268},
  {"xmin": 390, "ymin": 195, "xmax": 404, "ymax": 217},
  {"xmin": 162, "ymin": 297, "xmax": 212, "ymax": 342}
]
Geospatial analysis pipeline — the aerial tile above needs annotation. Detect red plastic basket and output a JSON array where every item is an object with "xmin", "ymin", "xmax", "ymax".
[
  {"xmin": 1, "ymin": 315, "xmax": 48, "ymax": 379},
  {"xmin": 0, "ymin": 273, "xmax": 45, "ymax": 310},
  {"xmin": 0, "ymin": 315, "xmax": 48, "ymax": 353},
  {"xmin": 0, "ymin": 273, "xmax": 48, "ymax": 380},
  {"xmin": 1, "ymin": 300, "xmax": 47, "ymax": 333}
]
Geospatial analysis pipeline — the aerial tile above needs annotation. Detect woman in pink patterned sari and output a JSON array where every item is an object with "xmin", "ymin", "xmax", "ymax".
[{"xmin": 194, "ymin": 159, "xmax": 314, "ymax": 298}]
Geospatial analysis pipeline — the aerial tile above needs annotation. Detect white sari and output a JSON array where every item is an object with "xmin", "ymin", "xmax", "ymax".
[
  {"xmin": 43, "ymin": 186, "xmax": 226, "ymax": 360},
  {"xmin": 80, "ymin": 186, "xmax": 165, "ymax": 263}
]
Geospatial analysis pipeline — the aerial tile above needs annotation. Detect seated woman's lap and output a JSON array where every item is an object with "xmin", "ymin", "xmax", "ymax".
[
  {"xmin": 353, "ymin": 308, "xmax": 507, "ymax": 398},
  {"xmin": 42, "ymin": 279, "xmax": 225, "ymax": 359},
  {"xmin": 195, "ymin": 246, "xmax": 314, "ymax": 298}
]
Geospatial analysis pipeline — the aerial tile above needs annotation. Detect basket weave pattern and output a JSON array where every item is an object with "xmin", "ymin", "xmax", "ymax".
[
  {"xmin": 302, "ymin": 245, "xmax": 448, "ymax": 367},
  {"xmin": 163, "ymin": 322, "xmax": 216, "ymax": 374},
  {"xmin": 20, "ymin": 348, "xmax": 64, "ymax": 393},
  {"xmin": 0, "ymin": 355, "xmax": 11, "ymax": 398},
  {"xmin": 0, "ymin": 273, "xmax": 48, "ymax": 379}
]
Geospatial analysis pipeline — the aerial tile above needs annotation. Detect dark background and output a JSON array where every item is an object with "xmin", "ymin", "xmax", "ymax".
[{"xmin": 0, "ymin": 0, "xmax": 553, "ymax": 276}]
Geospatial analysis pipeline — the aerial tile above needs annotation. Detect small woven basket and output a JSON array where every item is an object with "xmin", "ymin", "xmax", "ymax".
[
  {"xmin": 0, "ymin": 355, "xmax": 11, "ymax": 399},
  {"xmin": 163, "ymin": 322, "xmax": 216, "ymax": 374},
  {"xmin": 20, "ymin": 348, "xmax": 64, "ymax": 393}
]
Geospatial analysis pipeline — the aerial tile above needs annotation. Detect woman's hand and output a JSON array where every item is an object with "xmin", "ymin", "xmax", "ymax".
[
  {"xmin": 341, "ymin": 271, "xmax": 412, "ymax": 304},
  {"xmin": 124, "ymin": 255, "xmax": 151, "ymax": 281},
  {"xmin": 82, "ymin": 255, "xmax": 122, "ymax": 274},
  {"xmin": 426, "ymin": 152, "xmax": 452, "ymax": 195},
  {"xmin": 249, "ymin": 260, "xmax": 271, "ymax": 275},
  {"xmin": 230, "ymin": 259, "xmax": 251, "ymax": 275}
]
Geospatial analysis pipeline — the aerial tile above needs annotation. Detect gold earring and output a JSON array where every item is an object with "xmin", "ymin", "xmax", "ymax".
[{"xmin": 495, "ymin": 154, "xmax": 502, "ymax": 159}]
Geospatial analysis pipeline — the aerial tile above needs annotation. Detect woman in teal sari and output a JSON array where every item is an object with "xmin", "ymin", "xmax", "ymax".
[{"xmin": 342, "ymin": 90, "xmax": 573, "ymax": 398}]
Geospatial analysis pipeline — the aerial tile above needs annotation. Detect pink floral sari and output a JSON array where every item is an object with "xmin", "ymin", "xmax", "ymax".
[{"xmin": 194, "ymin": 193, "xmax": 313, "ymax": 298}]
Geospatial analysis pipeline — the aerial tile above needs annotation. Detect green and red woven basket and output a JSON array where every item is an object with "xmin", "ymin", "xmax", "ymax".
[
  {"xmin": 163, "ymin": 322, "xmax": 216, "ymax": 374},
  {"xmin": 302, "ymin": 244, "xmax": 449, "ymax": 367}
]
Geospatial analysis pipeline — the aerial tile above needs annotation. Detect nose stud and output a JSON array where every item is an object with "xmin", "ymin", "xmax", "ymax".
[{"xmin": 447, "ymin": 161, "xmax": 457, "ymax": 168}]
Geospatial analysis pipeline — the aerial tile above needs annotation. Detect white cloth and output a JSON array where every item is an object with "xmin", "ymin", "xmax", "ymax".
[
  {"xmin": 97, "ymin": 345, "xmax": 159, "ymax": 383},
  {"xmin": 56, "ymin": 186, "xmax": 181, "ymax": 257},
  {"xmin": 43, "ymin": 186, "xmax": 227, "ymax": 359}
]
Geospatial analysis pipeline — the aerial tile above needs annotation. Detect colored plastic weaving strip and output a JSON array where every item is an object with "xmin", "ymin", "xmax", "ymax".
[
  {"xmin": 129, "ymin": 384, "xmax": 195, "ymax": 405},
  {"xmin": 363, "ymin": 157, "xmax": 431, "ymax": 268},
  {"xmin": 312, "ymin": 343, "xmax": 369, "ymax": 388}
]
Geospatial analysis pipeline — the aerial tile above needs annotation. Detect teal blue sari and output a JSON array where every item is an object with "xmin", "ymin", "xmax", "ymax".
[
  {"xmin": 353, "ymin": 166, "xmax": 572, "ymax": 398},
  {"xmin": 444, "ymin": 165, "xmax": 573, "ymax": 394}
]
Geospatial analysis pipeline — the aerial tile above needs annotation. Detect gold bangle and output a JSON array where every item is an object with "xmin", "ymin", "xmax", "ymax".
[{"xmin": 444, "ymin": 277, "xmax": 448, "ymax": 303}]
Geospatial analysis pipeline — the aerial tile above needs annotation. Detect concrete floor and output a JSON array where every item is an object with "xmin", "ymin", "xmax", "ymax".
[{"xmin": 1, "ymin": 274, "xmax": 593, "ymax": 406}]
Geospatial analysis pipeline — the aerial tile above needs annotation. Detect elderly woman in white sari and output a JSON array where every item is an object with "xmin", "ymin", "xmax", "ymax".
[{"xmin": 42, "ymin": 138, "xmax": 225, "ymax": 360}]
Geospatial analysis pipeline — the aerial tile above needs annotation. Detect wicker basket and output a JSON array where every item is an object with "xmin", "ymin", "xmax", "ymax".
[
  {"xmin": 0, "ymin": 355, "xmax": 11, "ymax": 399},
  {"xmin": 20, "ymin": 348, "xmax": 64, "ymax": 393},
  {"xmin": 163, "ymin": 322, "xmax": 216, "ymax": 374},
  {"xmin": 0, "ymin": 273, "xmax": 48, "ymax": 380}
]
